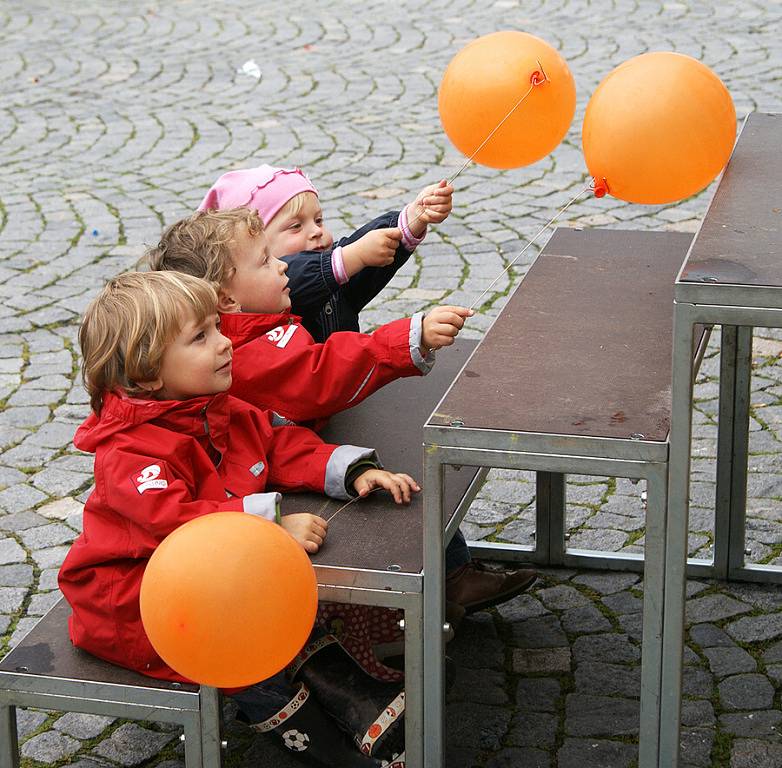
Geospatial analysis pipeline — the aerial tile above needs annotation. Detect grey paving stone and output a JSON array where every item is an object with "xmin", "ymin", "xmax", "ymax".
[
  {"xmin": 0, "ymin": 510, "xmax": 49, "ymax": 531},
  {"xmin": 0, "ymin": 484, "xmax": 49, "ymax": 514},
  {"xmin": 92, "ymin": 723, "xmax": 177, "ymax": 766},
  {"xmin": 0, "ymin": 586, "xmax": 26, "ymax": 613},
  {"xmin": 0, "ymin": 563, "xmax": 33, "ymax": 586},
  {"xmin": 574, "ymin": 661, "xmax": 641, "ymax": 698},
  {"xmin": 685, "ymin": 594, "xmax": 753, "ymax": 625},
  {"xmin": 556, "ymin": 738, "xmax": 637, "ymax": 768},
  {"xmin": 445, "ymin": 702, "xmax": 511, "ymax": 751},
  {"xmin": 601, "ymin": 590, "xmax": 643, "ymax": 615},
  {"xmin": 510, "ymin": 614, "xmax": 568, "ymax": 648},
  {"xmin": 571, "ymin": 572, "xmax": 640, "ymax": 595},
  {"xmin": 0, "ymin": 536, "xmax": 25, "ymax": 565},
  {"xmin": 538, "ymin": 584, "xmax": 590, "ymax": 610},
  {"xmin": 565, "ymin": 694, "xmax": 639, "ymax": 737},
  {"xmin": 31, "ymin": 467, "xmax": 90, "ymax": 496},
  {"xmin": 507, "ymin": 710, "xmax": 557, "ymax": 747},
  {"xmin": 689, "ymin": 622, "xmax": 737, "ymax": 648},
  {"xmin": 720, "ymin": 710, "xmax": 782, "ymax": 740},
  {"xmin": 18, "ymin": 521, "xmax": 75, "ymax": 549},
  {"xmin": 30, "ymin": 544, "xmax": 71, "ymax": 570},
  {"xmin": 515, "ymin": 677, "xmax": 560, "ymax": 712},
  {"xmin": 28, "ymin": 589, "xmax": 62, "ymax": 615},
  {"xmin": 704, "ymin": 646, "xmax": 757, "ymax": 678},
  {"xmin": 15, "ymin": 709, "xmax": 49, "ymax": 739},
  {"xmin": 680, "ymin": 727, "xmax": 715, "ymax": 768},
  {"xmin": 447, "ymin": 666, "xmax": 507, "ymax": 706},
  {"xmin": 54, "ymin": 712, "xmax": 116, "ymax": 740},
  {"xmin": 572, "ymin": 633, "xmax": 640, "ymax": 665},
  {"xmin": 719, "ymin": 674, "xmax": 776, "ymax": 711},
  {"xmin": 21, "ymin": 730, "xmax": 81, "ymax": 762},
  {"xmin": 724, "ymin": 583, "xmax": 782, "ymax": 611},
  {"xmin": 496, "ymin": 593, "xmax": 550, "ymax": 622},
  {"xmin": 726, "ymin": 614, "xmax": 782, "ymax": 644},
  {"xmin": 448, "ymin": 613, "xmax": 504, "ymax": 671},
  {"xmin": 683, "ymin": 667, "xmax": 715, "ymax": 698},
  {"xmin": 730, "ymin": 738, "xmax": 782, "ymax": 768},
  {"xmin": 512, "ymin": 647, "xmax": 571, "ymax": 675},
  {"xmin": 561, "ymin": 603, "xmax": 612, "ymax": 634},
  {"xmin": 485, "ymin": 748, "xmax": 550, "ymax": 768},
  {"xmin": 681, "ymin": 700, "xmax": 716, "ymax": 728}
]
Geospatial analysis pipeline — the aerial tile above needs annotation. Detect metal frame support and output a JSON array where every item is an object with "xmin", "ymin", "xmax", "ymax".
[
  {"xmin": 0, "ymin": 702, "xmax": 20, "ymax": 768},
  {"xmin": 537, "ymin": 471, "xmax": 566, "ymax": 564}
]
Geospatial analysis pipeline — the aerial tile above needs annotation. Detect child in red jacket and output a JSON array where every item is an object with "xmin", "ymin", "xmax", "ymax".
[
  {"xmin": 58, "ymin": 271, "xmax": 416, "ymax": 767},
  {"xmin": 147, "ymin": 209, "xmax": 538, "ymax": 628}
]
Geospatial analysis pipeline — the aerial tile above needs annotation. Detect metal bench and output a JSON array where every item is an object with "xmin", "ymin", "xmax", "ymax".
[
  {"xmin": 0, "ymin": 339, "xmax": 480, "ymax": 768},
  {"xmin": 421, "ymin": 227, "xmax": 704, "ymax": 768}
]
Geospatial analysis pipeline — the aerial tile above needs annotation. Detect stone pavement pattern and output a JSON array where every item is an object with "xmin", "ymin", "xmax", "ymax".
[{"xmin": 1, "ymin": 1, "xmax": 781, "ymax": 766}]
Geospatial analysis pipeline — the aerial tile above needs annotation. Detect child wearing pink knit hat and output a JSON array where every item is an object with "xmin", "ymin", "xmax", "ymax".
[{"xmin": 199, "ymin": 165, "xmax": 453, "ymax": 343}]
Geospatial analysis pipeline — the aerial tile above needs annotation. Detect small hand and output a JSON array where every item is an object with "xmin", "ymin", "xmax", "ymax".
[
  {"xmin": 353, "ymin": 469, "xmax": 421, "ymax": 504},
  {"xmin": 421, "ymin": 305, "xmax": 473, "ymax": 352},
  {"xmin": 280, "ymin": 512, "xmax": 328, "ymax": 554},
  {"xmin": 342, "ymin": 228, "xmax": 402, "ymax": 275},
  {"xmin": 408, "ymin": 180, "xmax": 454, "ymax": 236}
]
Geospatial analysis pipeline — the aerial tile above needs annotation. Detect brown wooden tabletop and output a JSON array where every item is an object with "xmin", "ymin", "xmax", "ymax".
[{"xmin": 427, "ymin": 228, "xmax": 694, "ymax": 443}]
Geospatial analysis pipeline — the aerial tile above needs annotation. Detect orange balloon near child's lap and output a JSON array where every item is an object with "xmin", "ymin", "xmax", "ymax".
[
  {"xmin": 140, "ymin": 512, "xmax": 317, "ymax": 688},
  {"xmin": 438, "ymin": 31, "xmax": 576, "ymax": 170},
  {"xmin": 582, "ymin": 52, "xmax": 736, "ymax": 204}
]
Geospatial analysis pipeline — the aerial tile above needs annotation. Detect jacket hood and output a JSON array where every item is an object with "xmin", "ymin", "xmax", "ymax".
[
  {"xmin": 74, "ymin": 391, "xmax": 228, "ymax": 454},
  {"xmin": 219, "ymin": 309, "xmax": 303, "ymax": 349}
]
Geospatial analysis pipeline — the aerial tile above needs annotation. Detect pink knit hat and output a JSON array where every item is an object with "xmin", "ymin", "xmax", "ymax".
[{"xmin": 197, "ymin": 165, "xmax": 318, "ymax": 226}]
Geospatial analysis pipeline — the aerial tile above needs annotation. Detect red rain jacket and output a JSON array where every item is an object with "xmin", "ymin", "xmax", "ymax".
[
  {"xmin": 221, "ymin": 310, "xmax": 425, "ymax": 424},
  {"xmin": 58, "ymin": 391, "xmax": 339, "ymax": 683}
]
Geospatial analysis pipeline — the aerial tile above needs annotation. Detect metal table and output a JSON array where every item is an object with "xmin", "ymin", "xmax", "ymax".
[
  {"xmin": 662, "ymin": 111, "xmax": 782, "ymax": 766},
  {"xmin": 422, "ymin": 227, "xmax": 695, "ymax": 768}
]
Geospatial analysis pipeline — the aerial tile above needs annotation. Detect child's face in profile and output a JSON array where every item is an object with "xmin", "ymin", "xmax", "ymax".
[
  {"xmin": 264, "ymin": 192, "xmax": 335, "ymax": 258},
  {"xmin": 154, "ymin": 311, "xmax": 233, "ymax": 400},
  {"xmin": 225, "ymin": 225, "xmax": 291, "ymax": 314}
]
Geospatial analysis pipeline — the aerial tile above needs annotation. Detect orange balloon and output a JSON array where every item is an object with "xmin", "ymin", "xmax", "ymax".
[
  {"xmin": 438, "ymin": 31, "xmax": 576, "ymax": 169},
  {"xmin": 582, "ymin": 52, "xmax": 736, "ymax": 204},
  {"xmin": 140, "ymin": 512, "xmax": 317, "ymax": 688}
]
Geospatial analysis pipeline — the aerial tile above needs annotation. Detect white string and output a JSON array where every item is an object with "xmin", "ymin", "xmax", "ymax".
[
  {"xmin": 325, "ymin": 487, "xmax": 382, "ymax": 523},
  {"xmin": 407, "ymin": 67, "xmax": 548, "ymax": 232},
  {"xmin": 469, "ymin": 182, "xmax": 593, "ymax": 311}
]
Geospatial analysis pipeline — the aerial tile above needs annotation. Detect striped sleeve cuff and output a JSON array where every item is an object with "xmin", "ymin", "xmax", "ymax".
[
  {"xmin": 398, "ymin": 205, "xmax": 426, "ymax": 251},
  {"xmin": 409, "ymin": 311, "xmax": 435, "ymax": 374},
  {"xmin": 243, "ymin": 492, "xmax": 282, "ymax": 522},
  {"xmin": 331, "ymin": 246, "xmax": 349, "ymax": 285},
  {"xmin": 325, "ymin": 445, "xmax": 381, "ymax": 500}
]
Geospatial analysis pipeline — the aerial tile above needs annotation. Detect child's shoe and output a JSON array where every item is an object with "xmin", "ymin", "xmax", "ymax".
[
  {"xmin": 445, "ymin": 561, "xmax": 537, "ymax": 614},
  {"xmin": 290, "ymin": 635, "xmax": 405, "ymax": 765},
  {"xmin": 248, "ymin": 681, "xmax": 384, "ymax": 767}
]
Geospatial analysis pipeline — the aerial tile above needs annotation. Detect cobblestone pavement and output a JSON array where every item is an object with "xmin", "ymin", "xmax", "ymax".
[{"xmin": 1, "ymin": 1, "xmax": 781, "ymax": 767}]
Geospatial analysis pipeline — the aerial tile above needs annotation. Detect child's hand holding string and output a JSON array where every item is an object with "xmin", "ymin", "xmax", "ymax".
[
  {"xmin": 342, "ymin": 228, "xmax": 403, "ymax": 276},
  {"xmin": 281, "ymin": 513, "xmax": 329, "ymax": 554},
  {"xmin": 421, "ymin": 305, "xmax": 473, "ymax": 354},
  {"xmin": 352, "ymin": 469, "xmax": 421, "ymax": 504},
  {"xmin": 407, "ymin": 180, "xmax": 454, "ymax": 237}
]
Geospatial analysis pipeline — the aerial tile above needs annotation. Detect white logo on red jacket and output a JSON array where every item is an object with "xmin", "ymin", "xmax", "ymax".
[
  {"xmin": 266, "ymin": 324, "xmax": 298, "ymax": 349},
  {"xmin": 133, "ymin": 464, "xmax": 169, "ymax": 494}
]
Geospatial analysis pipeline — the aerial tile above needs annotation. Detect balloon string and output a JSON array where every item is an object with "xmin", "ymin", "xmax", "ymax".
[
  {"xmin": 325, "ymin": 487, "xmax": 382, "ymax": 523},
  {"xmin": 469, "ymin": 181, "xmax": 592, "ymax": 311},
  {"xmin": 406, "ymin": 63, "xmax": 549, "ymax": 233}
]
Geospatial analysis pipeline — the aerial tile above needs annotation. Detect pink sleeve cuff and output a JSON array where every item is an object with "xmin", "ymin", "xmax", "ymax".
[
  {"xmin": 399, "ymin": 206, "xmax": 426, "ymax": 251},
  {"xmin": 331, "ymin": 246, "xmax": 349, "ymax": 285}
]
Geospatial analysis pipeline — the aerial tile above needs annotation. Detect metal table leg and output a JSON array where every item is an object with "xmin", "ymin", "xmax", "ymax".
[
  {"xmin": 660, "ymin": 302, "xmax": 698, "ymax": 767},
  {"xmin": 538, "ymin": 471, "xmax": 566, "ymax": 564},
  {"xmin": 199, "ymin": 686, "xmax": 222, "ymax": 768},
  {"xmin": 423, "ymin": 446, "xmax": 446, "ymax": 767},
  {"xmin": 638, "ymin": 462, "xmax": 667, "ymax": 768},
  {"xmin": 403, "ymin": 589, "xmax": 424, "ymax": 768},
  {"xmin": 0, "ymin": 702, "xmax": 19, "ymax": 768}
]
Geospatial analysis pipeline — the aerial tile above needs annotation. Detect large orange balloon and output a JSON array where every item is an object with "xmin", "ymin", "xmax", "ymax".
[
  {"xmin": 438, "ymin": 31, "xmax": 576, "ymax": 169},
  {"xmin": 140, "ymin": 512, "xmax": 317, "ymax": 688},
  {"xmin": 583, "ymin": 52, "xmax": 736, "ymax": 204}
]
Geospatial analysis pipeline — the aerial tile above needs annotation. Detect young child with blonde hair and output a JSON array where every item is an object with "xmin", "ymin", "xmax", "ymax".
[
  {"xmin": 148, "ymin": 208, "xmax": 537, "ymax": 632},
  {"xmin": 199, "ymin": 164, "xmax": 453, "ymax": 342},
  {"xmin": 58, "ymin": 270, "xmax": 416, "ymax": 767}
]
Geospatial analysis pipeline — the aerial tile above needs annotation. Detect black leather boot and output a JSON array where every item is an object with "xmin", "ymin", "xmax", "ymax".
[
  {"xmin": 249, "ymin": 681, "xmax": 385, "ymax": 767},
  {"xmin": 289, "ymin": 636, "xmax": 406, "ymax": 766}
]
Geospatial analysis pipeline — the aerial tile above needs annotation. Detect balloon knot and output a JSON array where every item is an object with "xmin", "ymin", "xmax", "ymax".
[
  {"xmin": 530, "ymin": 70, "xmax": 544, "ymax": 86},
  {"xmin": 592, "ymin": 177, "xmax": 609, "ymax": 198}
]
